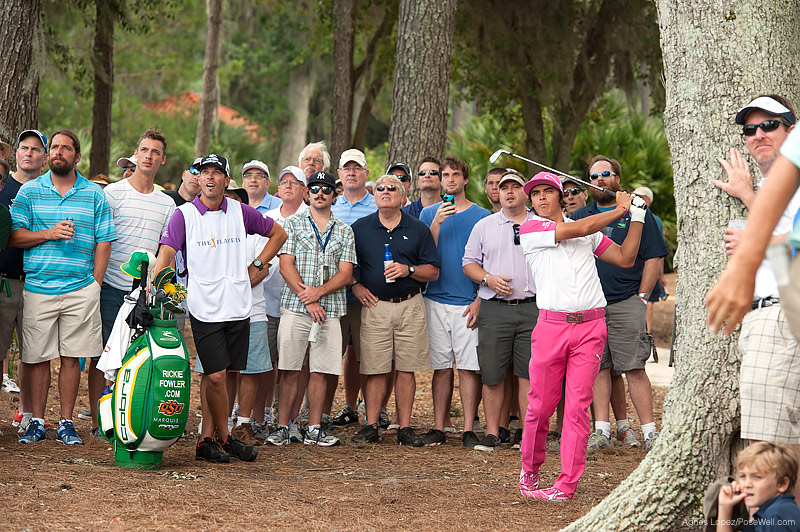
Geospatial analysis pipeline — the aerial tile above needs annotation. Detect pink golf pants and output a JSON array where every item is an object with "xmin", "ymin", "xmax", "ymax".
[{"xmin": 520, "ymin": 313, "xmax": 606, "ymax": 496}]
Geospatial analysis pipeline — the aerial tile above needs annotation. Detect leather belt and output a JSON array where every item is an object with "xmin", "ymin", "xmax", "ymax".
[
  {"xmin": 752, "ymin": 297, "xmax": 779, "ymax": 310},
  {"xmin": 539, "ymin": 308, "xmax": 605, "ymax": 323},
  {"xmin": 379, "ymin": 290, "xmax": 420, "ymax": 304},
  {"xmin": 488, "ymin": 296, "xmax": 536, "ymax": 306}
]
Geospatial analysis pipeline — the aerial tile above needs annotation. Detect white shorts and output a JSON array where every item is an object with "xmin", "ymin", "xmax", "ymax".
[
  {"xmin": 425, "ymin": 297, "xmax": 480, "ymax": 371},
  {"xmin": 277, "ymin": 308, "xmax": 342, "ymax": 375}
]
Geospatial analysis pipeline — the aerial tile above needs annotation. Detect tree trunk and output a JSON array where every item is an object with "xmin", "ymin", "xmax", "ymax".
[
  {"xmin": 90, "ymin": 0, "xmax": 114, "ymax": 179},
  {"xmin": 387, "ymin": 0, "xmax": 457, "ymax": 197},
  {"xmin": 195, "ymin": 0, "xmax": 223, "ymax": 158},
  {"xmin": 278, "ymin": 63, "xmax": 313, "ymax": 169},
  {"xmin": 0, "ymin": 0, "xmax": 42, "ymax": 144},
  {"xmin": 352, "ymin": 76, "xmax": 383, "ymax": 151},
  {"xmin": 331, "ymin": 0, "xmax": 356, "ymax": 168},
  {"xmin": 564, "ymin": 2, "xmax": 800, "ymax": 529}
]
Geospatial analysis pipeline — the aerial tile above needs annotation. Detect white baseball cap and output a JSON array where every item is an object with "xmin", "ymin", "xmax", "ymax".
[
  {"xmin": 242, "ymin": 160, "xmax": 270, "ymax": 179},
  {"xmin": 278, "ymin": 165, "xmax": 307, "ymax": 186},
  {"xmin": 339, "ymin": 148, "xmax": 367, "ymax": 169}
]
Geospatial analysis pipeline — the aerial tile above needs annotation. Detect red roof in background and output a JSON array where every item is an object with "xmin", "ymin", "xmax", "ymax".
[{"xmin": 143, "ymin": 92, "xmax": 265, "ymax": 144}]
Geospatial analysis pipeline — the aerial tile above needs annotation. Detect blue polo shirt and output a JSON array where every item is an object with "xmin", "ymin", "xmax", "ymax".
[
  {"xmin": 742, "ymin": 494, "xmax": 800, "ymax": 531},
  {"xmin": 0, "ymin": 176, "xmax": 27, "ymax": 278},
  {"xmin": 10, "ymin": 171, "xmax": 117, "ymax": 295},
  {"xmin": 402, "ymin": 198, "xmax": 424, "ymax": 219},
  {"xmin": 254, "ymin": 192, "xmax": 282, "ymax": 214},
  {"xmin": 331, "ymin": 190, "xmax": 377, "ymax": 225},
  {"xmin": 351, "ymin": 211, "xmax": 439, "ymax": 300},
  {"xmin": 571, "ymin": 202, "xmax": 668, "ymax": 304}
]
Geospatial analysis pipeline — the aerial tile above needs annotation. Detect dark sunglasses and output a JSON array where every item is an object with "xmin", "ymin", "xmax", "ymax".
[
  {"xmin": 742, "ymin": 119, "xmax": 787, "ymax": 137},
  {"xmin": 589, "ymin": 171, "xmax": 618, "ymax": 180},
  {"xmin": 389, "ymin": 174, "xmax": 411, "ymax": 182},
  {"xmin": 309, "ymin": 184, "xmax": 334, "ymax": 195},
  {"xmin": 188, "ymin": 167, "xmax": 199, "ymax": 175},
  {"xmin": 418, "ymin": 169, "xmax": 440, "ymax": 177},
  {"xmin": 375, "ymin": 184, "xmax": 398, "ymax": 192},
  {"xmin": 124, "ymin": 165, "xmax": 136, "ymax": 172},
  {"xmin": 563, "ymin": 187, "xmax": 583, "ymax": 196},
  {"xmin": 513, "ymin": 223, "xmax": 521, "ymax": 246}
]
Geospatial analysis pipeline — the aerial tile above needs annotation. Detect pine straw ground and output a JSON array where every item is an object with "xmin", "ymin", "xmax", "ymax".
[{"xmin": 0, "ymin": 276, "xmax": 676, "ymax": 532}]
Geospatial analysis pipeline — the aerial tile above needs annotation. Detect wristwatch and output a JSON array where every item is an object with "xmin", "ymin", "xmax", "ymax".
[
  {"xmin": 637, "ymin": 292, "xmax": 650, "ymax": 303},
  {"xmin": 350, "ymin": 278, "xmax": 359, "ymax": 287},
  {"xmin": 252, "ymin": 258, "xmax": 264, "ymax": 271},
  {"xmin": 408, "ymin": 265, "xmax": 416, "ymax": 276},
  {"xmin": 481, "ymin": 274, "xmax": 490, "ymax": 287}
]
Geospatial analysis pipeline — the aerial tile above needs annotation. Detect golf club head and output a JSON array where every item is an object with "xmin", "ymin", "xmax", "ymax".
[
  {"xmin": 163, "ymin": 299, "xmax": 186, "ymax": 315},
  {"xmin": 489, "ymin": 149, "xmax": 509, "ymax": 164}
]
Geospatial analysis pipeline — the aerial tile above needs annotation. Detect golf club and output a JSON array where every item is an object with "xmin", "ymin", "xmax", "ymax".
[{"xmin": 489, "ymin": 149, "xmax": 617, "ymax": 198}]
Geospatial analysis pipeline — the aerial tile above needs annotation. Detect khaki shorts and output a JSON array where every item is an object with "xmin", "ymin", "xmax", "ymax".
[
  {"xmin": 22, "ymin": 281, "xmax": 102, "ymax": 363},
  {"xmin": 0, "ymin": 278, "xmax": 24, "ymax": 361},
  {"xmin": 277, "ymin": 308, "xmax": 342, "ymax": 375},
  {"xmin": 600, "ymin": 295, "xmax": 651, "ymax": 375},
  {"xmin": 339, "ymin": 301, "xmax": 362, "ymax": 360},
  {"xmin": 360, "ymin": 293, "xmax": 431, "ymax": 375}
]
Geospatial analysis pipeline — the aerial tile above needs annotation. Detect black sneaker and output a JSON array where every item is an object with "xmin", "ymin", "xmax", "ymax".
[
  {"xmin": 397, "ymin": 427, "xmax": 424, "ymax": 447},
  {"xmin": 332, "ymin": 405, "xmax": 359, "ymax": 426},
  {"xmin": 222, "ymin": 435, "xmax": 259, "ymax": 462},
  {"xmin": 196, "ymin": 437, "xmax": 230, "ymax": 463},
  {"xmin": 352, "ymin": 423, "xmax": 381, "ymax": 443},
  {"xmin": 462, "ymin": 430, "xmax": 480, "ymax": 449},
  {"xmin": 498, "ymin": 426, "xmax": 511, "ymax": 445},
  {"xmin": 512, "ymin": 428, "xmax": 523, "ymax": 450},
  {"xmin": 474, "ymin": 433, "xmax": 498, "ymax": 452},
  {"xmin": 421, "ymin": 429, "xmax": 446, "ymax": 446}
]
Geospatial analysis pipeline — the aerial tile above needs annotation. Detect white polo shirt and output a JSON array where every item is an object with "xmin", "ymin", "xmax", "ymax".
[{"xmin": 519, "ymin": 215, "xmax": 611, "ymax": 312}]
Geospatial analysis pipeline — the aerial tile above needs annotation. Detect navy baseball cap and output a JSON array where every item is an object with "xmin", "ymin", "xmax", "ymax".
[
  {"xmin": 17, "ymin": 130, "xmax": 48, "ymax": 153},
  {"xmin": 192, "ymin": 154, "xmax": 230, "ymax": 176},
  {"xmin": 307, "ymin": 171, "xmax": 336, "ymax": 188}
]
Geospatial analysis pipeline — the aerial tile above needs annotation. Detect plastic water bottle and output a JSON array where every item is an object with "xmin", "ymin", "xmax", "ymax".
[
  {"xmin": 384, "ymin": 243, "xmax": 395, "ymax": 283},
  {"xmin": 308, "ymin": 320, "xmax": 321, "ymax": 343},
  {"xmin": 63, "ymin": 216, "xmax": 74, "ymax": 252}
]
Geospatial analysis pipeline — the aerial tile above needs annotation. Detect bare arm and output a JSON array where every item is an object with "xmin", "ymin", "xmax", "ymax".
[
  {"xmin": 93, "ymin": 242, "xmax": 112, "ymax": 284},
  {"xmin": 153, "ymin": 245, "xmax": 177, "ymax": 274},
  {"xmin": 554, "ymin": 191, "xmax": 632, "ymax": 242},
  {"xmin": 385, "ymin": 262, "xmax": 438, "ymax": 282},
  {"xmin": 596, "ymin": 221, "xmax": 644, "ymax": 268},
  {"xmin": 428, "ymin": 202, "xmax": 455, "ymax": 245},
  {"xmin": 249, "ymin": 223, "xmax": 288, "ymax": 286},
  {"xmin": 9, "ymin": 221, "xmax": 74, "ymax": 248},
  {"xmin": 463, "ymin": 262, "xmax": 511, "ymax": 297},
  {"xmin": 638, "ymin": 257, "xmax": 661, "ymax": 295},
  {"xmin": 713, "ymin": 147, "xmax": 757, "ymax": 209}
]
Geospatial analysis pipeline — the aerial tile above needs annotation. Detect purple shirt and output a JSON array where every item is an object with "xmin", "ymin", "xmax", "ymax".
[
  {"xmin": 462, "ymin": 209, "xmax": 537, "ymax": 300},
  {"xmin": 160, "ymin": 195, "xmax": 275, "ymax": 262}
]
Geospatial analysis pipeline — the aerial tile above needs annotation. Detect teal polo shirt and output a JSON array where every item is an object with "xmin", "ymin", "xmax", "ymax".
[{"xmin": 11, "ymin": 170, "xmax": 117, "ymax": 294}]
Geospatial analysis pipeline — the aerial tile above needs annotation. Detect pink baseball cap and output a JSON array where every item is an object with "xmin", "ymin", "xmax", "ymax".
[{"xmin": 523, "ymin": 172, "xmax": 564, "ymax": 196}]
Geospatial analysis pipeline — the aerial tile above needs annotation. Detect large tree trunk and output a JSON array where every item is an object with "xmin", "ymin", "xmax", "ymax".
[
  {"xmin": 90, "ymin": 0, "xmax": 114, "ymax": 179},
  {"xmin": 387, "ymin": 0, "xmax": 457, "ymax": 199},
  {"xmin": 278, "ymin": 63, "xmax": 313, "ymax": 170},
  {"xmin": 0, "ymin": 0, "xmax": 42, "ymax": 144},
  {"xmin": 564, "ymin": 2, "xmax": 800, "ymax": 529},
  {"xmin": 331, "ymin": 0, "xmax": 356, "ymax": 167},
  {"xmin": 195, "ymin": 0, "xmax": 223, "ymax": 158}
]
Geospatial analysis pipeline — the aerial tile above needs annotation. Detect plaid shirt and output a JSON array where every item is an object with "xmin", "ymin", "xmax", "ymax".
[{"xmin": 279, "ymin": 212, "xmax": 356, "ymax": 318}]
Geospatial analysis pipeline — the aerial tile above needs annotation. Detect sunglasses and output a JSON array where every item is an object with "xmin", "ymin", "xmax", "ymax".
[
  {"xmin": 563, "ymin": 187, "xmax": 583, "ymax": 196},
  {"xmin": 389, "ymin": 174, "xmax": 411, "ymax": 182},
  {"xmin": 188, "ymin": 167, "xmax": 199, "ymax": 175},
  {"xmin": 513, "ymin": 223, "xmax": 521, "ymax": 246},
  {"xmin": 742, "ymin": 119, "xmax": 787, "ymax": 137},
  {"xmin": 309, "ymin": 184, "xmax": 334, "ymax": 195},
  {"xmin": 375, "ymin": 184, "xmax": 398, "ymax": 192},
  {"xmin": 589, "ymin": 171, "xmax": 618, "ymax": 180},
  {"xmin": 124, "ymin": 165, "xmax": 136, "ymax": 172},
  {"xmin": 418, "ymin": 169, "xmax": 440, "ymax": 177}
]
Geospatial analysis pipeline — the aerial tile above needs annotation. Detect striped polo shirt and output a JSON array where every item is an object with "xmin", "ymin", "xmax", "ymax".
[
  {"xmin": 331, "ymin": 190, "xmax": 377, "ymax": 225},
  {"xmin": 10, "ymin": 170, "xmax": 117, "ymax": 295}
]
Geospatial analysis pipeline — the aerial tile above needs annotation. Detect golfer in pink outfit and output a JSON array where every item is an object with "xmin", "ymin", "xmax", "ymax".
[{"xmin": 517, "ymin": 172, "xmax": 646, "ymax": 501}]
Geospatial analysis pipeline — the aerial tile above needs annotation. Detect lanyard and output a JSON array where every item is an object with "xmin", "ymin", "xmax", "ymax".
[{"xmin": 309, "ymin": 216, "xmax": 333, "ymax": 253}]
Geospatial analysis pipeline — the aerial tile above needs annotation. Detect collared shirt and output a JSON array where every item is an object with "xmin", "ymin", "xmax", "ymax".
[
  {"xmin": 279, "ymin": 212, "xmax": 356, "ymax": 318},
  {"xmin": 254, "ymin": 192, "xmax": 282, "ymax": 214},
  {"xmin": 0, "ymin": 176, "xmax": 27, "ymax": 277},
  {"xmin": 263, "ymin": 203, "xmax": 309, "ymax": 317},
  {"xmin": 331, "ymin": 189, "xmax": 377, "ymax": 225},
  {"xmin": 463, "ymin": 209, "xmax": 537, "ymax": 300},
  {"xmin": 402, "ymin": 198, "xmax": 424, "ymax": 219},
  {"xmin": 11, "ymin": 170, "xmax": 117, "ymax": 295},
  {"xmin": 351, "ymin": 211, "xmax": 439, "ymax": 300},
  {"xmin": 743, "ymin": 494, "xmax": 800, "ymax": 532}
]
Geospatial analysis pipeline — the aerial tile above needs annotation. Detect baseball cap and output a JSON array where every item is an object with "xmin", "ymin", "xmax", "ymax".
[
  {"xmin": 193, "ymin": 154, "xmax": 230, "ymax": 176},
  {"xmin": 498, "ymin": 170, "xmax": 526, "ymax": 188},
  {"xmin": 523, "ymin": 172, "xmax": 564, "ymax": 196},
  {"xmin": 242, "ymin": 160, "xmax": 270, "ymax": 179},
  {"xmin": 278, "ymin": 165, "xmax": 307, "ymax": 186},
  {"xmin": 735, "ymin": 96, "xmax": 796, "ymax": 125},
  {"xmin": 386, "ymin": 162, "xmax": 411, "ymax": 178},
  {"xmin": 632, "ymin": 186, "xmax": 654, "ymax": 203},
  {"xmin": 17, "ymin": 129, "xmax": 48, "ymax": 153},
  {"xmin": 560, "ymin": 177, "xmax": 584, "ymax": 190},
  {"xmin": 307, "ymin": 171, "xmax": 337, "ymax": 188},
  {"xmin": 116, "ymin": 154, "xmax": 137, "ymax": 168},
  {"xmin": 339, "ymin": 148, "xmax": 367, "ymax": 168}
]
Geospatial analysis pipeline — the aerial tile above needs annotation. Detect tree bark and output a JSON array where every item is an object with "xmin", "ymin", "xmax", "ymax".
[
  {"xmin": 195, "ymin": 0, "xmax": 223, "ymax": 158},
  {"xmin": 564, "ymin": 2, "xmax": 800, "ymax": 529},
  {"xmin": 0, "ymin": 0, "xmax": 42, "ymax": 145},
  {"xmin": 90, "ymin": 0, "xmax": 115, "ymax": 179},
  {"xmin": 331, "ymin": 0, "xmax": 356, "ymax": 168},
  {"xmin": 387, "ymin": 0, "xmax": 457, "ymax": 198},
  {"xmin": 278, "ymin": 62, "xmax": 313, "ymax": 169}
]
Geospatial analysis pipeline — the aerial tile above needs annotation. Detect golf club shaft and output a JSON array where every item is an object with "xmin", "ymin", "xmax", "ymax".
[{"xmin": 495, "ymin": 150, "xmax": 616, "ymax": 198}]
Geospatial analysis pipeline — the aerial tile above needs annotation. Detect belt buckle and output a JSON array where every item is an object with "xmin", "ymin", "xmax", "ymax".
[
  {"xmin": 566, "ymin": 312, "xmax": 583, "ymax": 323},
  {"xmin": 508, "ymin": 299, "xmax": 519, "ymax": 306}
]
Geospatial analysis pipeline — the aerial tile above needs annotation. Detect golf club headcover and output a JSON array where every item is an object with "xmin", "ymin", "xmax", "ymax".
[
  {"xmin": 630, "ymin": 195, "xmax": 647, "ymax": 223},
  {"xmin": 153, "ymin": 267, "xmax": 176, "ymax": 291}
]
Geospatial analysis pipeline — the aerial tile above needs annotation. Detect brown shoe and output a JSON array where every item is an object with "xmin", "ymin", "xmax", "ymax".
[{"xmin": 231, "ymin": 423, "xmax": 260, "ymax": 446}]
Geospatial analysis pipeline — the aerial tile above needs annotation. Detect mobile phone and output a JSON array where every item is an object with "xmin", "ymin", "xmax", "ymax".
[{"xmin": 441, "ymin": 194, "xmax": 454, "ymax": 204}]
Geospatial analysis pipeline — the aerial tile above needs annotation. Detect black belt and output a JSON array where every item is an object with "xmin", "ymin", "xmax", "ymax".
[
  {"xmin": 379, "ymin": 290, "xmax": 420, "ymax": 304},
  {"xmin": 488, "ymin": 296, "xmax": 536, "ymax": 306},
  {"xmin": 752, "ymin": 297, "xmax": 779, "ymax": 310}
]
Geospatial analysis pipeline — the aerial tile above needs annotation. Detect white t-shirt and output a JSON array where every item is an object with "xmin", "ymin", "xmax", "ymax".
[
  {"xmin": 519, "ymin": 215, "xmax": 611, "ymax": 312},
  {"xmin": 103, "ymin": 179, "xmax": 176, "ymax": 291},
  {"xmin": 263, "ymin": 203, "xmax": 309, "ymax": 317},
  {"xmin": 246, "ymin": 231, "xmax": 274, "ymax": 322}
]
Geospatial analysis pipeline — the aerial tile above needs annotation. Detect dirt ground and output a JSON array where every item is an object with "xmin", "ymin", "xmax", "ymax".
[{"xmin": 0, "ymin": 275, "xmax": 676, "ymax": 531}]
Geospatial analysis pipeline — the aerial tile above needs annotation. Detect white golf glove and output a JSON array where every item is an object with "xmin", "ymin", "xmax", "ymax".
[{"xmin": 630, "ymin": 195, "xmax": 647, "ymax": 223}]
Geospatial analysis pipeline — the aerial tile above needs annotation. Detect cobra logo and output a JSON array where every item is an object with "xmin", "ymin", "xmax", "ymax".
[{"xmin": 158, "ymin": 400, "xmax": 184, "ymax": 416}]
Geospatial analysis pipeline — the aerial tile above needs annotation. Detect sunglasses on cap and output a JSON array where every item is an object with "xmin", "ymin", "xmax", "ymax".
[
  {"xmin": 418, "ymin": 169, "xmax": 439, "ymax": 176},
  {"xmin": 188, "ymin": 167, "xmax": 199, "ymax": 175},
  {"xmin": 376, "ymin": 184, "xmax": 399, "ymax": 192},
  {"xmin": 389, "ymin": 173, "xmax": 411, "ymax": 182},
  {"xmin": 589, "ymin": 171, "xmax": 618, "ymax": 180},
  {"xmin": 563, "ymin": 187, "xmax": 583, "ymax": 196},
  {"xmin": 513, "ymin": 224, "xmax": 521, "ymax": 246},
  {"xmin": 742, "ymin": 119, "xmax": 788, "ymax": 137},
  {"xmin": 309, "ymin": 184, "xmax": 334, "ymax": 195}
]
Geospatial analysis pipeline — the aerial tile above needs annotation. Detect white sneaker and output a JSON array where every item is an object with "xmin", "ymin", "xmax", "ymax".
[
  {"xmin": 304, "ymin": 426, "xmax": 340, "ymax": 447},
  {"xmin": 2, "ymin": 377, "xmax": 20, "ymax": 394}
]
